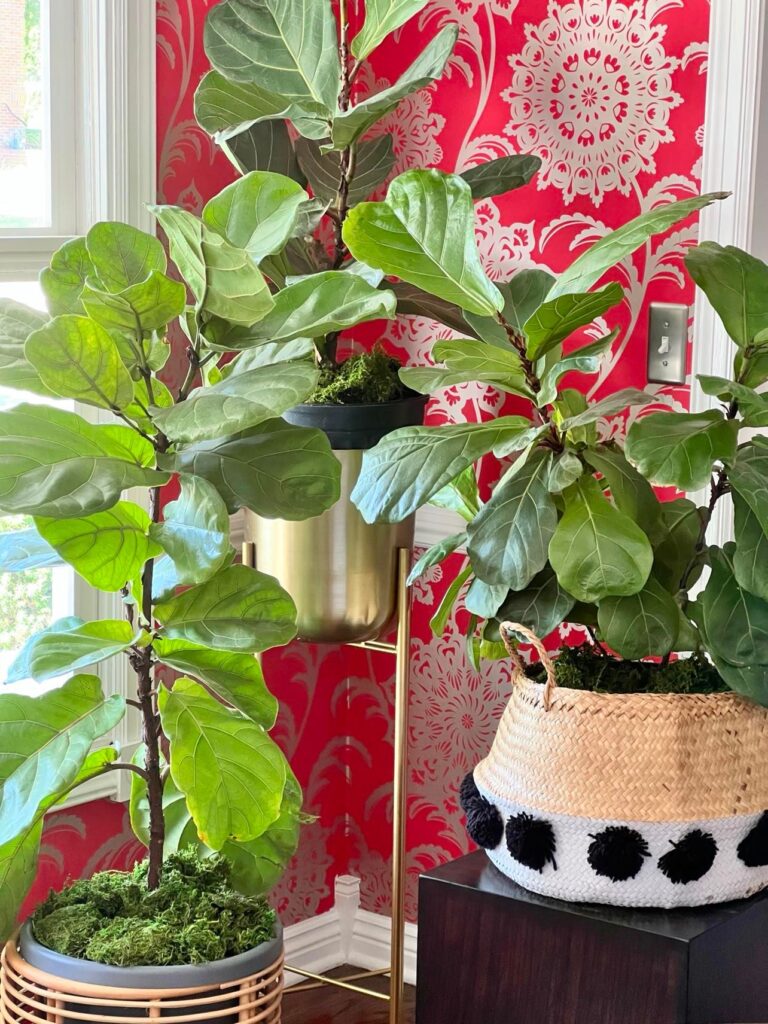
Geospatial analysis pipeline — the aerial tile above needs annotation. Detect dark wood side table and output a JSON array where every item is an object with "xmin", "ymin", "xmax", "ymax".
[{"xmin": 416, "ymin": 851, "xmax": 768, "ymax": 1024}]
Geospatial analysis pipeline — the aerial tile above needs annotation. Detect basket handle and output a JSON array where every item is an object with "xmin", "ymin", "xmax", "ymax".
[{"xmin": 499, "ymin": 621, "xmax": 557, "ymax": 711}]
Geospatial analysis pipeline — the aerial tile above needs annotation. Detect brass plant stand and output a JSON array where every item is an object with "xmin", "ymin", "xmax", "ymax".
[{"xmin": 243, "ymin": 545, "xmax": 412, "ymax": 1024}]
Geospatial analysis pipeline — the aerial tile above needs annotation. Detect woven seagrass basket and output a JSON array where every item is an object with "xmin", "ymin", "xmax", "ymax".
[{"xmin": 460, "ymin": 622, "xmax": 768, "ymax": 909}]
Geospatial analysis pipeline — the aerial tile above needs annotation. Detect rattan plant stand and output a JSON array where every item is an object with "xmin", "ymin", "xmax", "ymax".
[{"xmin": 1, "ymin": 938, "xmax": 283, "ymax": 1023}]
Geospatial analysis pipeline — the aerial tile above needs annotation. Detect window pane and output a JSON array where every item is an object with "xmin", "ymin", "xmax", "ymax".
[{"xmin": 0, "ymin": 0, "xmax": 50, "ymax": 229}]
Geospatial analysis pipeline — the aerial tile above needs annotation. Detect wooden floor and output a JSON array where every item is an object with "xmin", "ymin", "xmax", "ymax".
[{"xmin": 282, "ymin": 966, "xmax": 415, "ymax": 1023}]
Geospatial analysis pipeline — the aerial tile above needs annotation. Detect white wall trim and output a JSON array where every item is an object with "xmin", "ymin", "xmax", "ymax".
[
  {"xmin": 690, "ymin": 0, "xmax": 767, "ymax": 544},
  {"xmin": 348, "ymin": 909, "xmax": 418, "ymax": 988},
  {"xmin": 414, "ymin": 506, "xmax": 465, "ymax": 548}
]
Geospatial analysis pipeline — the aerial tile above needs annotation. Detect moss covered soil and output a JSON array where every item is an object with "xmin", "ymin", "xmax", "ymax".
[
  {"xmin": 31, "ymin": 850, "xmax": 276, "ymax": 968},
  {"xmin": 309, "ymin": 346, "xmax": 409, "ymax": 405},
  {"xmin": 529, "ymin": 644, "xmax": 728, "ymax": 695}
]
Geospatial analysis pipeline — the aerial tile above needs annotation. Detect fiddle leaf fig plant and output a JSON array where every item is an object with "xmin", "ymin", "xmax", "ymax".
[{"xmin": 341, "ymin": 174, "xmax": 768, "ymax": 703}]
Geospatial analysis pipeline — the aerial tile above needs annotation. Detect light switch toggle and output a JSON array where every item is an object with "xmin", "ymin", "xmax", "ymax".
[{"xmin": 647, "ymin": 302, "xmax": 687, "ymax": 385}]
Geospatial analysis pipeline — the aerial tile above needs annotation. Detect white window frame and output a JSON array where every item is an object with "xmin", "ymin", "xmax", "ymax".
[{"xmin": 0, "ymin": 0, "xmax": 157, "ymax": 806}]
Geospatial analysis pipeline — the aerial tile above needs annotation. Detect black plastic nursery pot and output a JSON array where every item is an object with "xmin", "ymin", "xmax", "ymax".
[
  {"xmin": 244, "ymin": 393, "xmax": 428, "ymax": 644},
  {"xmin": 0, "ymin": 921, "xmax": 284, "ymax": 1023}
]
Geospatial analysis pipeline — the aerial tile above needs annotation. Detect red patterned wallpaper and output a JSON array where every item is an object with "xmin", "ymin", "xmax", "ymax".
[{"xmin": 26, "ymin": 0, "xmax": 711, "ymax": 927}]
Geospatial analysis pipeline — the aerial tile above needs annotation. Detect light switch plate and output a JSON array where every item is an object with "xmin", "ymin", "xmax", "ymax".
[{"xmin": 647, "ymin": 302, "xmax": 688, "ymax": 385}]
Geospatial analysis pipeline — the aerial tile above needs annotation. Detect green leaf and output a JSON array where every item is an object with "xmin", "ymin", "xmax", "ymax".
[
  {"xmin": 159, "ymin": 677, "xmax": 287, "ymax": 850},
  {"xmin": 295, "ymin": 135, "xmax": 395, "ymax": 207},
  {"xmin": 0, "ymin": 404, "xmax": 167, "ymax": 518},
  {"xmin": 222, "ymin": 338, "xmax": 315, "ymax": 375},
  {"xmin": 221, "ymin": 120, "xmax": 306, "ymax": 182},
  {"xmin": 148, "ymin": 476, "xmax": 232, "ymax": 591},
  {"xmin": 696, "ymin": 375, "xmax": 768, "ymax": 427},
  {"xmin": 155, "ymin": 563, "xmax": 297, "ymax": 653},
  {"xmin": 735, "ymin": 346, "xmax": 768, "ymax": 390},
  {"xmin": 40, "ymin": 237, "xmax": 94, "ymax": 317},
  {"xmin": 81, "ymin": 272, "xmax": 186, "ymax": 336},
  {"xmin": 0, "ymin": 528, "xmax": 61, "ymax": 572},
  {"xmin": 523, "ymin": 283, "xmax": 623, "ymax": 361},
  {"xmin": 733, "ymin": 492, "xmax": 768, "ymax": 601},
  {"xmin": 388, "ymin": 281, "xmax": 476, "ymax": 336},
  {"xmin": 407, "ymin": 531, "xmax": 465, "ymax": 586},
  {"xmin": 598, "ymin": 575, "xmax": 679, "ymax": 659},
  {"xmin": 25, "ymin": 315, "xmax": 135, "ymax": 410},
  {"xmin": 562, "ymin": 387, "xmax": 657, "ymax": 430},
  {"xmin": 344, "ymin": 169, "xmax": 501, "ymax": 316},
  {"xmin": 465, "ymin": 269, "xmax": 555, "ymax": 346},
  {"xmin": 166, "ymin": 419, "xmax": 341, "ymax": 520},
  {"xmin": 0, "ymin": 674, "xmax": 125, "ymax": 845},
  {"xmin": 351, "ymin": 416, "xmax": 535, "ymax": 523},
  {"xmin": 0, "ymin": 298, "xmax": 54, "ymax": 398},
  {"xmin": 155, "ymin": 639, "xmax": 277, "ymax": 729},
  {"xmin": 433, "ymin": 339, "xmax": 532, "ymax": 396},
  {"xmin": 685, "ymin": 242, "xmax": 768, "ymax": 348},
  {"xmin": 205, "ymin": 0, "xmax": 339, "ymax": 112},
  {"xmin": 728, "ymin": 438, "xmax": 768, "ymax": 536},
  {"xmin": 351, "ymin": 0, "xmax": 430, "ymax": 58},
  {"xmin": 549, "ymin": 475, "xmax": 653, "ymax": 603},
  {"xmin": 537, "ymin": 330, "xmax": 617, "ymax": 406},
  {"xmin": 582, "ymin": 445, "xmax": 661, "ymax": 530},
  {"xmin": 464, "ymin": 578, "xmax": 507, "ymax": 618},
  {"xmin": 151, "ymin": 360, "xmax": 318, "ymax": 443},
  {"xmin": 697, "ymin": 544, "xmax": 768, "ymax": 667},
  {"xmin": 26, "ymin": 620, "xmax": 136, "ymax": 682},
  {"xmin": 548, "ymin": 192, "xmax": 727, "ymax": 299},
  {"xmin": 652, "ymin": 497, "xmax": 704, "ymax": 591},
  {"xmin": 467, "ymin": 450, "xmax": 555, "ymax": 588},
  {"xmin": 194, "ymin": 70, "xmax": 308, "ymax": 137},
  {"xmin": 494, "ymin": 566, "xmax": 575, "ymax": 640},
  {"xmin": 85, "ymin": 222, "xmax": 166, "ymax": 294},
  {"xmin": 429, "ymin": 560, "xmax": 471, "ymax": 636},
  {"xmin": 428, "ymin": 465, "xmax": 480, "ymax": 522},
  {"xmin": 209, "ymin": 272, "xmax": 396, "ymax": 351},
  {"xmin": 4, "ymin": 617, "xmax": 84, "ymax": 685},
  {"xmin": 460, "ymin": 155, "xmax": 541, "ymax": 201},
  {"xmin": 625, "ymin": 410, "xmax": 738, "ymax": 490},
  {"xmin": 202, "ymin": 171, "xmax": 309, "ymax": 265},
  {"xmin": 332, "ymin": 25, "xmax": 457, "ymax": 148},
  {"xmin": 35, "ymin": 502, "xmax": 161, "ymax": 591},
  {"xmin": 548, "ymin": 450, "xmax": 583, "ymax": 493}
]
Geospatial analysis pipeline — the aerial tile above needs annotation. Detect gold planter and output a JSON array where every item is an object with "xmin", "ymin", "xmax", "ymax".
[{"xmin": 244, "ymin": 448, "xmax": 414, "ymax": 643}]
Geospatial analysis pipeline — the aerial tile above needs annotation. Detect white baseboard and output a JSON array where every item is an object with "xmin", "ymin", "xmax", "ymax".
[{"xmin": 282, "ymin": 875, "xmax": 418, "ymax": 989}]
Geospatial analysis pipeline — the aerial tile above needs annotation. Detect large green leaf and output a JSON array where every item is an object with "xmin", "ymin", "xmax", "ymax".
[
  {"xmin": 202, "ymin": 171, "xmax": 309, "ymax": 264},
  {"xmin": 698, "ymin": 544, "xmax": 768, "ymax": 668},
  {"xmin": 25, "ymin": 315, "xmax": 135, "ymax": 410},
  {"xmin": 562, "ymin": 388, "xmax": 656, "ymax": 430},
  {"xmin": 625, "ymin": 410, "xmax": 738, "ymax": 490},
  {"xmin": 344, "ymin": 170, "xmax": 502, "ymax": 316},
  {"xmin": 401, "ymin": 339, "xmax": 532, "ymax": 398},
  {"xmin": 0, "ymin": 298, "xmax": 53, "ymax": 398},
  {"xmin": 26, "ymin": 620, "xmax": 136, "ymax": 682},
  {"xmin": 295, "ymin": 135, "xmax": 394, "ymax": 206},
  {"xmin": 685, "ymin": 242, "xmax": 768, "ymax": 348},
  {"xmin": 148, "ymin": 476, "xmax": 232, "ymax": 592},
  {"xmin": 547, "ymin": 449, "xmax": 584, "ymax": 493},
  {"xmin": 523, "ymin": 283, "xmax": 623, "ymax": 361},
  {"xmin": 159, "ymin": 677, "xmax": 287, "ymax": 850},
  {"xmin": 494, "ymin": 566, "xmax": 575, "ymax": 640},
  {"xmin": 332, "ymin": 25, "xmax": 457, "ymax": 148},
  {"xmin": 467, "ymin": 449, "xmax": 555, "ymax": 588},
  {"xmin": 351, "ymin": 417, "xmax": 535, "ymax": 523},
  {"xmin": 460, "ymin": 155, "xmax": 541, "ymax": 201},
  {"xmin": 598, "ymin": 575, "xmax": 679, "ymax": 659},
  {"xmin": 0, "ymin": 404, "xmax": 167, "ymax": 518},
  {"xmin": 39, "ymin": 237, "xmax": 94, "ymax": 317},
  {"xmin": 549, "ymin": 475, "xmax": 653, "ymax": 603},
  {"xmin": 697, "ymin": 375, "xmax": 768, "ymax": 427},
  {"xmin": 81, "ymin": 272, "xmax": 186, "ymax": 336},
  {"xmin": 428, "ymin": 465, "xmax": 480, "ymax": 521},
  {"xmin": 194, "ymin": 70, "xmax": 304, "ymax": 137},
  {"xmin": 582, "ymin": 445, "xmax": 661, "ymax": 531},
  {"xmin": 151, "ymin": 360, "xmax": 318, "ymax": 443},
  {"xmin": 465, "ymin": 269, "xmax": 556, "ymax": 345},
  {"xmin": 208, "ymin": 272, "xmax": 396, "ymax": 351},
  {"xmin": 464, "ymin": 579, "xmax": 508, "ymax": 618},
  {"xmin": 407, "ymin": 531, "xmax": 466, "ymax": 586},
  {"xmin": 155, "ymin": 638, "xmax": 277, "ymax": 728},
  {"xmin": 4, "ymin": 617, "xmax": 84, "ymax": 685},
  {"xmin": 221, "ymin": 120, "xmax": 306, "ymax": 181},
  {"xmin": 652, "ymin": 497, "xmax": 704, "ymax": 591},
  {"xmin": 430, "ymin": 559, "xmax": 471, "ymax": 636},
  {"xmin": 351, "ymin": 0, "xmax": 430, "ymax": 59},
  {"xmin": 549, "ymin": 193, "xmax": 727, "ymax": 300},
  {"xmin": 155, "ymin": 563, "xmax": 297, "ymax": 652},
  {"xmin": 166, "ymin": 419, "xmax": 341, "ymax": 519},
  {"xmin": 0, "ymin": 528, "xmax": 61, "ymax": 572},
  {"xmin": 85, "ymin": 222, "xmax": 166, "ymax": 294},
  {"xmin": 733, "ymin": 493, "xmax": 768, "ymax": 602},
  {"xmin": 205, "ymin": 0, "xmax": 339, "ymax": 111},
  {"xmin": 537, "ymin": 330, "xmax": 617, "ymax": 406},
  {"xmin": 35, "ymin": 502, "xmax": 161, "ymax": 591},
  {"xmin": 0, "ymin": 674, "xmax": 125, "ymax": 845},
  {"xmin": 728, "ymin": 438, "xmax": 768, "ymax": 536},
  {"xmin": 388, "ymin": 281, "xmax": 477, "ymax": 336}
]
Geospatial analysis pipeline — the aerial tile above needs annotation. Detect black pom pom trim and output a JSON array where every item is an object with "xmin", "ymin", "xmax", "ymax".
[
  {"xmin": 658, "ymin": 830, "xmax": 718, "ymax": 884},
  {"xmin": 505, "ymin": 813, "xmax": 557, "ymax": 873},
  {"xmin": 587, "ymin": 826, "xmax": 650, "ymax": 882},
  {"xmin": 738, "ymin": 811, "xmax": 768, "ymax": 867},
  {"xmin": 458, "ymin": 773, "xmax": 503, "ymax": 850}
]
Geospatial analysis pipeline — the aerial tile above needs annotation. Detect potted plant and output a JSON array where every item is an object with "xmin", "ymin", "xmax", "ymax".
[
  {"xmin": 343, "ymin": 174, "xmax": 768, "ymax": 908},
  {"xmin": 194, "ymin": 0, "xmax": 541, "ymax": 642},
  {"xmin": 0, "ymin": 192, "xmax": 373, "ymax": 1016}
]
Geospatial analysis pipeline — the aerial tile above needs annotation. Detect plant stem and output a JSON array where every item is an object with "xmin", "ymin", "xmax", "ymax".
[{"xmin": 677, "ymin": 468, "xmax": 729, "ymax": 594}]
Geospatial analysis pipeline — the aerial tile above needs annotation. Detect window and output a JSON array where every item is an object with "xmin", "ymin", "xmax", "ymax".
[{"xmin": 0, "ymin": 0, "xmax": 156, "ymax": 804}]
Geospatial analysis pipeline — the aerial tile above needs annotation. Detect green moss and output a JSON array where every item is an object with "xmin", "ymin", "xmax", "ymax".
[
  {"xmin": 528, "ymin": 644, "xmax": 728, "ymax": 695},
  {"xmin": 309, "ymin": 347, "xmax": 408, "ymax": 405},
  {"xmin": 31, "ymin": 850, "xmax": 276, "ymax": 968}
]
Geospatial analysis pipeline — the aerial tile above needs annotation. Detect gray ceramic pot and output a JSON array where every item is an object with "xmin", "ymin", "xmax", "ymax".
[{"xmin": 19, "ymin": 920, "xmax": 283, "ymax": 1021}]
